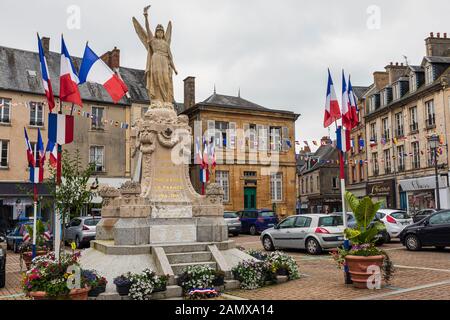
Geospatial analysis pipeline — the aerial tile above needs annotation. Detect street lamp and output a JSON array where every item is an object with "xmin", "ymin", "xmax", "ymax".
[{"xmin": 428, "ymin": 134, "xmax": 441, "ymax": 210}]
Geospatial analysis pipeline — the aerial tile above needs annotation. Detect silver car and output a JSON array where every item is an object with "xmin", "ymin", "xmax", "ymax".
[
  {"xmin": 224, "ymin": 211, "xmax": 241, "ymax": 236},
  {"xmin": 64, "ymin": 217, "xmax": 101, "ymax": 248},
  {"xmin": 260, "ymin": 214, "xmax": 345, "ymax": 255}
]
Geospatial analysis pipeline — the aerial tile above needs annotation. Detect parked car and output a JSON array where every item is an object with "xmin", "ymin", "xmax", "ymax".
[
  {"xmin": 377, "ymin": 209, "xmax": 413, "ymax": 241},
  {"xmin": 64, "ymin": 217, "xmax": 101, "ymax": 248},
  {"xmin": 237, "ymin": 209, "xmax": 279, "ymax": 235},
  {"xmin": 0, "ymin": 244, "xmax": 5, "ymax": 288},
  {"xmin": 224, "ymin": 211, "xmax": 241, "ymax": 236},
  {"xmin": 400, "ymin": 210, "xmax": 450, "ymax": 251},
  {"xmin": 261, "ymin": 214, "xmax": 345, "ymax": 255},
  {"xmin": 412, "ymin": 209, "xmax": 438, "ymax": 223},
  {"xmin": 346, "ymin": 212, "xmax": 390, "ymax": 245}
]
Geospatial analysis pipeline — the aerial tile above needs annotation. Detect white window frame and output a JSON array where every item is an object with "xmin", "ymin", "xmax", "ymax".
[
  {"xmin": 0, "ymin": 140, "xmax": 9, "ymax": 168},
  {"xmin": 410, "ymin": 106, "xmax": 418, "ymax": 132},
  {"xmin": 425, "ymin": 100, "xmax": 435, "ymax": 127},
  {"xmin": 0, "ymin": 98, "xmax": 11, "ymax": 124},
  {"xmin": 270, "ymin": 127, "xmax": 282, "ymax": 152},
  {"xmin": 29, "ymin": 102, "xmax": 44, "ymax": 127},
  {"xmin": 395, "ymin": 112, "xmax": 404, "ymax": 137},
  {"xmin": 215, "ymin": 171, "xmax": 230, "ymax": 203},
  {"xmin": 410, "ymin": 73, "xmax": 417, "ymax": 92},
  {"xmin": 271, "ymin": 172, "xmax": 283, "ymax": 202},
  {"xmin": 382, "ymin": 117, "xmax": 390, "ymax": 140},
  {"xmin": 89, "ymin": 145, "xmax": 105, "ymax": 172},
  {"xmin": 412, "ymin": 142, "xmax": 420, "ymax": 169},
  {"xmin": 425, "ymin": 64, "xmax": 434, "ymax": 85},
  {"xmin": 397, "ymin": 145, "xmax": 405, "ymax": 171},
  {"xmin": 91, "ymin": 106, "xmax": 105, "ymax": 130},
  {"xmin": 370, "ymin": 123, "xmax": 377, "ymax": 142}
]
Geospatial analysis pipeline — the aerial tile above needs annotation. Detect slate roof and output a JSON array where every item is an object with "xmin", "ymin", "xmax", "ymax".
[
  {"xmin": 183, "ymin": 93, "xmax": 299, "ymax": 118},
  {"xmin": 409, "ymin": 65, "xmax": 424, "ymax": 72},
  {"xmin": 0, "ymin": 45, "xmax": 149, "ymax": 106},
  {"xmin": 423, "ymin": 56, "xmax": 450, "ymax": 64},
  {"xmin": 298, "ymin": 144, "xmax": 339, "ymax": 175},
  {"xmin": 352, "ymin": 86, "xmax": 370, "ymax": 99}
]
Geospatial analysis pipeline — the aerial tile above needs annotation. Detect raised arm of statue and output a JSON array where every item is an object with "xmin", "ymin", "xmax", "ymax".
[{"xmin": 144, "ymin": 5, "xmax": 153, "ymax": 41}]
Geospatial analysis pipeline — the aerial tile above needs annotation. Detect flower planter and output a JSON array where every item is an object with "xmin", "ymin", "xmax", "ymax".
[
  {"xmin": 116, "ymin": 283, "xmax": 132, "ymax": 296},
  {"xmin": 152, "ymin": 284, "xmax": 167, "ymax": 293},
  {"xmin": 28, "ymin": 287, "xmax": 91, "ymax": 300},
  {"xmin": 23, "ymin": 251, "xmax": 47, "ymax": 270},
  {"xmin": 276, "ymin": 268, "xmax": 289, "ymax": 277},
  {"xmin": 88, "ymin": 285, "xmax": 106, "ymax": 297},
  {"xmin": 345, "ymin": 255, "xmax": 384, "ymax": 289}
]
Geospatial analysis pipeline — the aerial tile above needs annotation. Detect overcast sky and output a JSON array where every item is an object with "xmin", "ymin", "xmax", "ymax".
[{"xmin": 1, "ymin": 0, "xmax": 449, "ymax": 150}]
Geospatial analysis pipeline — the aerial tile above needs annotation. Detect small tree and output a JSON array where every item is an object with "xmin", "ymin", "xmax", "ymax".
[{"xmin": 46, "ymin": 149, "xmax": 97, "ymax": 251}]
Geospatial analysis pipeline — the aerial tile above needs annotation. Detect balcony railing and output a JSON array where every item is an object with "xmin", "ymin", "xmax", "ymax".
[{"xmin": 410, "ymin": 123, "xmax": 419, "ymax": 133}]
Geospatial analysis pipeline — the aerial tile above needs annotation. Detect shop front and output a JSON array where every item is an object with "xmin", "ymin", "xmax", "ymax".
[
  {"xmin": 398, "ymin": 175, "xmax": 450, "ymax": 213},
  {"xmin": 0, "ymin": 183, "xmax": 53, "ymax": 233},
  {"xmin": 366, "ymin": 179, "xmax": 396, "ymax": 209}
]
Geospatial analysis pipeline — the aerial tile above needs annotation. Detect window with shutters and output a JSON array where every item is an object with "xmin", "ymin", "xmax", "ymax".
[
  {"xmin": 0, "ymin": 140, "xmax": 9, "ymax": 167},
  {"xmin": 397, "ymin": 145, "xmax": 405, "ymax": 172},
  {"xmin": 382, "ymin": 117, "xmax": 390, "ymax": 141},
  {"xmin": 384, "ymin": 149, "xmax": 391, "ymax": 174},
  {"xmin": 425, "ymin": 100, "xmax": 435, "ymax": 127},
  {"xmin": 412, "ymin": 142, "xmax": 420, "ymax": 169},
  {"xmin": 271, "ymin": 172, "xmax": 283, "ymax": 202},
  {"xmin": 92, "ymin": 106, "xmax": 104, "ymax": 130},
  {"xmin": 215, "ymin": 121, "xmax": 229, "ymax": 148},
  {"xmin": 29, "ymin": 102, "xmax": 44, "ymax": 127},
  {"xmin": 90, "ymin": 146, "xmax": 105, "ymax": 172},
  {"xmin": 425, "ymin": 64, "xmax": 434, "ymax": 85},
  {"xmin": 257, "ymin": 125, "xmax": 268, "ymax": 151},
  {"xmin": 248, "ymin": 124, "xmax": 257, "ymax": 151},
  {"xmin": 270, "ymin": 127, "xmax": 281, "ymax": 151},
  {"xmin": 0, "ymin": 98, "xmax": 11, "ymax": 124},
  {"xmin": 395, "ymin": 112, "xmax": 404, "ymax": 137},
  {"xmin": 409, "ymin": 107, "xmax": 418, "ymax": 132},
  {"xmin": 215, "ymin": 171, "xmax": 229, "ymax": 202},
  {"xmin": 410, "ymin": 73, "xmax": 417, "ymax": 92},
  {"xmin": 228, "ymin": 122, "xmax": 236, "ymax": 149}
]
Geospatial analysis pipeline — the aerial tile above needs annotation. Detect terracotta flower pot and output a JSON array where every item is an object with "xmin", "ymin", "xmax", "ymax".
[
  {"xmin": 345, "ymin": 255, "xmax": 384, "ymax": 289},
  {"xmin": 23, "ymin": 251, "xmax": 47, "ymax": 270},
  {"xmin": 28, "ymin": 287, "xmax": 91, "ymax": 300}
]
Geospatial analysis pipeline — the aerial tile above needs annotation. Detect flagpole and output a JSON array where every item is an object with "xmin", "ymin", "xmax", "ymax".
[{"xmin": 32, "ymin": 183, "xmax": 38, "ymax": 259}]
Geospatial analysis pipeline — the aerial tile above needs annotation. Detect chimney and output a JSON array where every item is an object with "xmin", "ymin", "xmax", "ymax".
[
  {"xmin": 41, "ymin": 37, "xmax": 50, "ymax": 52},
  {"xmin": 321, "ymin": 136, "xmax": 331, "ymax": 146},
  {"xmin": 373, "ymin": 71, "xmax": 389, "ymax": 90},
  {"xmin": 183, "ymin": 77, "xmax": 196, "ymax": 109},
  {"xmin": 426, "ymin": 32, "xmax": 450, "ymax": 57},
  {"xmin": 100, "ymin": 47, "xmax": 120, "ymax": 69},
  {"xmin": 385, "ymin": 62, "xmax": 408, "ymax": 84}
]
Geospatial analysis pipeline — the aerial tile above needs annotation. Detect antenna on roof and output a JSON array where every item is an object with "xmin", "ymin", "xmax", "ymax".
[
  {"xmin": 402, "ymin": 55, "xmax": 409, "ymax": 66},
  {"xmin": 213, "ymin": 83, "xmax": 216, "ymax": 94},
  {"xmin": 238, "ymin": 87, "xmax": 241, "ymax": 98}
]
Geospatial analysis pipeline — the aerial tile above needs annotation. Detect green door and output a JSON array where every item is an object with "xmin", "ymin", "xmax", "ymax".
[{"xmin": 244, "ymin": 188, "xmax": 257, "ymax": 210}]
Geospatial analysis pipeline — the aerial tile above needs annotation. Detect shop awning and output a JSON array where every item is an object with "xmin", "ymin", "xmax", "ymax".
[{"xmin": 398, "ymin": 176, "xmax": 448, "ymax": 192}]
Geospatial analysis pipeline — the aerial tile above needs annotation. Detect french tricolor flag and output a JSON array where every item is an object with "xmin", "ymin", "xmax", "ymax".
[
  {"xmin": 24, "ymin": 127, "xmax": 35, "ymax": 167},
  {"xmin": 341, "ymin": 70, "xmax": 352, "ymax": 131},
  {"xmin": 336, "ymin": 126, "xmax": 351, "ymax": 153},
  {"xmin": 37, "ymin": 34, "xmax": 55, "ymax": 112},
  {"xmin": 60, "ymin": 36, "xmax": 82, "ymax": 106},
  {"xmin": 324, "ymin": 69, "xmax": 341, "ymax": 128},
  {"xmin": 46, "ymin": 140, "xmax": 58, "ymax": 168},
  {"xmin": 30, "ymin": 165, "xmax": 43, "ymax": 184},
  {"xmin": 348, "ymin": 76, "xmax": 359, "ymax": 129},
  {"xmin": 78, "ymin": 44, "xmax": 128, "ymax": 103},
  {"xmin": 48, "ymin": 113, "xmax": 74, "ymax": 145}
]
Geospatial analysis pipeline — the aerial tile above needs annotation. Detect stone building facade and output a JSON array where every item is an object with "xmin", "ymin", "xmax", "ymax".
[
  {"xmin": 181, "ymin": 78, "xmax": 300, "ymax": 218},
  {"xmin": 0, "ymin": 38, "xmax": 149, "ymax": 231},
  {"xmin": 297, "ymin": 138, "xmax": 342, "ymax": 213},
  {"xmin": 364, "ymin": 33, "xmax": 450, "ymax": 211}
]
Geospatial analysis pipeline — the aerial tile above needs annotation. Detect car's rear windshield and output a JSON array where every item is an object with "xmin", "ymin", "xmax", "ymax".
[
  {"xmin": 260, "ymin": 211, "xmax": 275, "ymax": 218},
  {"xmin": 224, "ymin": 212, "xmax": 238, "ymax": 218},
  {"xmin": 319, "ymin": 216, "xmax": 343, "ymax": 227},
  {"xmin": 390, "ymin": 212, "xmax": 409, "ymax": 219},
  {"xmin": 84, "ymin": 219, "xmax": 101, "ymax": 226}
]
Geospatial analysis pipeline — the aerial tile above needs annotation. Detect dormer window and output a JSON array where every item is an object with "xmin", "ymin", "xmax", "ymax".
[
  {"xmin": 425, "ymin": 64, "xmax": 434, "ymax": 85},
  {"xmin": 410, "ymin": 73, "xmax": 417, "ymax": 92}
]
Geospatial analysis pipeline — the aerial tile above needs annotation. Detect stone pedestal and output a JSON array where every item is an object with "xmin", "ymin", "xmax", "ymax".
[{"xmin": 95, "ymin": 103, "xmax": 228, "ymax": 246}]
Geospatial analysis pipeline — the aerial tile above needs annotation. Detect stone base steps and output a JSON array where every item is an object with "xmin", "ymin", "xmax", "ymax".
[
  {"xmin": 171, "ymin": 261, "xmax": 217, "ymax": 275},
  {"xmin": 166, "ymin": 251, "xmax": 212, "ymax": 264}
]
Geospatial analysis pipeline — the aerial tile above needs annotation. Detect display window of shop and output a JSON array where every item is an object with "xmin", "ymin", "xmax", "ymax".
[{"xmin": 408, "ymin": 191, "xmax": 435, "ymax": 212}]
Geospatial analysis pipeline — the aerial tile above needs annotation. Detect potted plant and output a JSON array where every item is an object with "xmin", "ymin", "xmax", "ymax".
[
  {"xmin": 178, "ymin": 265, "xmax": 216, "ymax": 295},
  {"xmin": 22, "ymin": 251, "xmax": 91, "ymax": 300},
  {"xmin": 267, "ymin": 251, "xmax": 300, "ymax": 280},
  {"xmin": 232, "ymin": 260, "xmax": 269, "ymax": 290},
  {"xmin": 332, "ymin": 192, "xmax": 395, "ymax": 289},
  {"xmin": 83, "ymin": 270, "xmax": 107, "ymax": 297},
  {"xmin": 113, "ymin": 273, "xmax": 133, "ymax": 296}
]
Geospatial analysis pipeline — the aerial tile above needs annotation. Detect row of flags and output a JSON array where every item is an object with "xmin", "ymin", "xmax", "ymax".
[
  {"xmin": 323, "ymin": 69, "xmax": 359, "ymax": 153},
  {"xmin": 37, "ymin": 34, "xmax": 129, "ymax": 113}
]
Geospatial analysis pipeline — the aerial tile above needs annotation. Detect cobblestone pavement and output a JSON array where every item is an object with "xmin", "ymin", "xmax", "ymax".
[
  {"xmin": 1, "ymin": 237, "xmax": 449, "ymax": 300},
  {"xmin": 223, "ymin": 235, "xmax": 450, "ymax": 300}
]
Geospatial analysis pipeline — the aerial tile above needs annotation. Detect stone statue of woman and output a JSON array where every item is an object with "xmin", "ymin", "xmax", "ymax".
[{"xmin": 133, "ymin": 5, "xmax": 178, "ymax": 105}]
